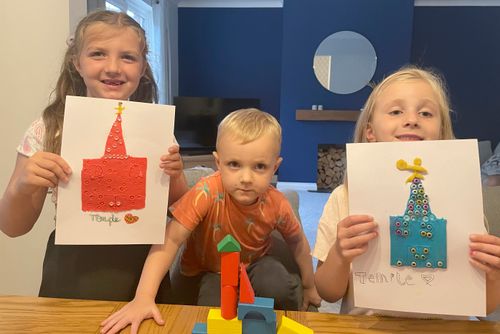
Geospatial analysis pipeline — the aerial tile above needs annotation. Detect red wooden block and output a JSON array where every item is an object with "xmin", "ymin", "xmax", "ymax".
[
  {"xmin": 221, "ymin": 252, "xmax": 240, "ymax": 286},
  {"xmin": 239, "ymin": 263, "xmax": 255, "ymax": 304},
  {"xmin": 221, "ymin": 284, "xmax": 238, "ymax": 320}
]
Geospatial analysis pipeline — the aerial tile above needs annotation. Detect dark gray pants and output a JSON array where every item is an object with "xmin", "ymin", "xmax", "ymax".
[
  {"xmin": 39, "ymin": 230, "xmax": 171, "ymax": 302},
  {"xmin": 171, "ymin": 255, "xmax": 302, "ymax": 310}
]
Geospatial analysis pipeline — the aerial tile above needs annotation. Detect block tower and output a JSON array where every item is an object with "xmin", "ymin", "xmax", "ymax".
[
  {"xmin": 390, "ymin": 158, "xmax": 447, "ymax": 269},
  {"xmin": 192, "ymin": 234, "xmax": 313, "ymax": 334},
  {"xmin": 81, "ymin": 101, "xmax": 147, "ymax": 212}
]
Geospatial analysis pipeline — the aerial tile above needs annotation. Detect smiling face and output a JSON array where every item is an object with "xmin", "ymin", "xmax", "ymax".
[
  {"xmin": 365, "ymin": 79, "xmax": 442, "ymax": 142},
  {"xmin": 73, "ymin": 23, "xmax": 145, "ymax": 100},
  {"xmin": 214, "ymin": 132, "xmax": 282, "ymax": 206}
]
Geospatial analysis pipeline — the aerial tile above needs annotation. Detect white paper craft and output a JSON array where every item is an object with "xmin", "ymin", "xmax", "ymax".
[
  {"xmin": 348, "ymin": 139, "xmax": 486, "ymax": 317},
  {"xmin": 55, "ymin": 96, "xmax": 175, "ymax": 245}
]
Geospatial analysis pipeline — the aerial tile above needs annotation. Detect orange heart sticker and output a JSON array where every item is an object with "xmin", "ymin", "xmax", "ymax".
[{"xmin": 124, "ymin": 213, "xmax": 139, "ymax": 224}]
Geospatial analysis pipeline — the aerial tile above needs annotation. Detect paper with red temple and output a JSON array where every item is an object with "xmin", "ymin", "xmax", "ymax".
[{"xmin": 56, "ymin": 96, "xmax": 175, "ymax": 244}]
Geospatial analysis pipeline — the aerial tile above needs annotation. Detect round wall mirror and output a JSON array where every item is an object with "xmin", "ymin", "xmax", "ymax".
[{"xmin": 313, "ymin": 31, "xmax": 377, "ymax": 94}]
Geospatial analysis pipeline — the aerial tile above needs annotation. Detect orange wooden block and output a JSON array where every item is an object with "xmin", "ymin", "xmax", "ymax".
[
  {"xmin": 239, "ymin": 263, "xmax": 255, "ymax": 304},
  {"xmin": 221, "ymin": 252, "xmax": 240, "ymax": 287},
  {"xmin": 221, "ymin": 285, "xmax": 238, "ymax": 320}
]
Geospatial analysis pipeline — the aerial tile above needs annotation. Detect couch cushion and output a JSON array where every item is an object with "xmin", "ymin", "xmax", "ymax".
[
  {"xmin": 483, "ymin": 186, "xmax": 500, "ymax": 237},
  {"xmin": 478, "ymin": 140, "xmax": 492, "ymax": 165},
  {"xmin": 494, "ymin": 142, "xmax": 500, "ymax": 155},
  {"xmin": 184, "ymin": 167, "xmax": 215, "ymax": 188}
]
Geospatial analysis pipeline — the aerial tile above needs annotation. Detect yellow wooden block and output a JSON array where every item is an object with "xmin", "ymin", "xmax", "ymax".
[
  {"xmin": 277, "ymin": 315, "xmax": 313, "ymax": 334},
  {"xmin": 207, "ymin": 308, "xmax": 242, "ymax": 334}
]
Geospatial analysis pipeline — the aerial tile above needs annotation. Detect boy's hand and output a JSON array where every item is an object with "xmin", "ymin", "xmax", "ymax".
[
  {"xmin": 159, "ymin": 145, "xmax": 183, "ymax": 178},
  {"xmin": 469, "ymin": 234, "xmax": 500, "ymax": 280},
  {"xmin": 17, "ymin": 152, "xmax": 71, "ymax": 194},
  {"xmin": 100, "ymin": 296, "xmax": 164, "ymax": 334},
  {"xmin": 301, "ymin": 285, "xmax": 322, "ymax": 311},
  {"xmin": 334, "ymin": 215, "xmax": 378, "ymax": 265}
]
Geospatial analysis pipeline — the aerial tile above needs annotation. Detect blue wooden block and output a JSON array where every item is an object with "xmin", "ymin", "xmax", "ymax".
[
  {"xmin": 242, "ymin": 318, "xmax": 276, "ymax": 334},
  {"xmin": 238, "ymin": 297, "xmax": 276, "ymax": 322},
  {"xmin": 192, "ymin": 322, "xmax": 207, "ymax": 334}
]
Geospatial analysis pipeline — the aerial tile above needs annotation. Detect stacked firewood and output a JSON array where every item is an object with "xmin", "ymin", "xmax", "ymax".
[{"xmin": 317, "ymin": 145, "xmax": 346, "ymax": 191}]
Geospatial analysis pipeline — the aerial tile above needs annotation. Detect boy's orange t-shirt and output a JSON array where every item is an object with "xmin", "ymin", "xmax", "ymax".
[{"xmin": 171, "ymin": 171, "xmax": 302, "ymax": 276}]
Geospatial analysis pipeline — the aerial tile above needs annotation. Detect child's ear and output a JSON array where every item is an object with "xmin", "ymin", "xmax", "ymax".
[
  {"xmin": 365, "ymin": 124, "xmax": 377, "ymax": 142},
  {"xmin": 72, "ymin": 56, "xmax": 82, "ymax": 74},
  {"xmin": 273, "ymin": 157, "xmax": 283, "ymax": 173},
  {"xmin": 213, "ymin": 151, "xmax": 221, "ymax": 170}
]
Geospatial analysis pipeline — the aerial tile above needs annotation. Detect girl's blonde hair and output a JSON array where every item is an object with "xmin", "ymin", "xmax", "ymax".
[
  {"xmin": 43, "ymin": 10, "xmax": 158, "ymax": 154},
  {"xmin": 216, "ymin": 108, "xmax": 282, "ymax": 154},
  {"xmin": 352, "ymin": 66, "xmax": 455, "ymax": 143}
]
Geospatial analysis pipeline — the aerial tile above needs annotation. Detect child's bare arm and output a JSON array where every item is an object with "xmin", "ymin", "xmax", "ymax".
[
  {"xmin": 315, "ymin": 241, "xmax": 352, "ymax": 303},
  {"xmin": 469, "ymin": 233, "xmax": 500, "ymax": 314},
  {"xmin": 167, "ymin": 171, "xmax": 188, "ymax": 205},
  {"xmin": 287, "ymin": 232, "xmax": 321, "ymax": 310},
  {"xmin": 315, "ymin": 215, "xmax": 377, "ymax": 303},
  {"xmin": 160, "ymin": 144, "xmax": 188, "ymax": 205},
  {"xmin": 100, "ymin": 219, "xmax": 191, "ymax": 334},
  {"xmin": 486, "ymin": 277, "xmax": 500, "ymax": 315},
  {"xmin": 0, "ymin": 153, "xmax": 71, "ymax": 237}
]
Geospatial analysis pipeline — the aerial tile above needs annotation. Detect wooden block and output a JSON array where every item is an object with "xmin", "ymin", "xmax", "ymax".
[
  {"xmin": 239, "ymin": 263, "xmax": 255, "ymax": 304},
  {"xmin": 207, "ymin": 308, "xmax": 242, "ymax": 334},
  {"xmin": 221, "ymin": 252, "xmax": 240, "ymax": 286},
  {"xmin": 217, "ymin": 234, "xmax": 241, "ymax": 252},
  {"xmin": 221, "ymin": 285, "xmax": 238, "ymax": 320},
  {"xmin": 242, "ymin": 318, "xmax": 276, "ymax": 334},
  {"xmin": 238, "ymin": 297, "xmax": 276, "ymax": 323},
  {"xmin": 192, "ymin": 322, "xmax": 207, "ymax": 334},
  {"xmin": 277, "ymin": 315, "xmax": 313, "ymax": 334}
]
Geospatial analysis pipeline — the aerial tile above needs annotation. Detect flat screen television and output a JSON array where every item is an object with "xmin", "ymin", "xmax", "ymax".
[{"xmin": 173, "ymin": 96, "xmax": 261, "ymax": 155}]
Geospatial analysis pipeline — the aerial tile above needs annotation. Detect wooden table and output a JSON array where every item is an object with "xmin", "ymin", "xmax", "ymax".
[{"xmin": 0, "ymin": 295, "xmax": 499, "ymax": 334}]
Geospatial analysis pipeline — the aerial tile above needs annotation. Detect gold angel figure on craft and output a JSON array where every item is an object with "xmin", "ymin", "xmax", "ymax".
[{"xmin": 396, "ymin": 157, "xmax": 427, "ymax": 183}]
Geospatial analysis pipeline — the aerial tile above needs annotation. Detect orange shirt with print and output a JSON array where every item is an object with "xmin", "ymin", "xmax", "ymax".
[{"xmin": 171, "ymin": 171, "xmax": 301, "ymax": 276}]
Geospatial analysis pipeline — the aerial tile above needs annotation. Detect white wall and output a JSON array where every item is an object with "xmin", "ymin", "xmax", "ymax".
[{"xmin": 0, "ymin": 0, "xmax": 86, "ymax": 296}]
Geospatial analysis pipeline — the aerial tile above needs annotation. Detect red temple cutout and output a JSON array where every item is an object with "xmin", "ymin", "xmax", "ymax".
[{"xmin": 81, "ymin": 102, "xmax": 147, "ymax": 212}]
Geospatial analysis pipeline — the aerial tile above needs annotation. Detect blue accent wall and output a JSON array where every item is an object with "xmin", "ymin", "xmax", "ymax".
[
  {"xmin": 178, "ymin": 1, "xmax": 414, "ymax": 182},
  {"xmin": 178, "ymin": 8, "xmax": 283, "ymax": 119},
  {"xmin": 411, "ymin": 6, "xmax": 500, "ymax": 148},
  {"xmin": 279, "ymin": 0, "xmax": 414, "ymax": 181}
]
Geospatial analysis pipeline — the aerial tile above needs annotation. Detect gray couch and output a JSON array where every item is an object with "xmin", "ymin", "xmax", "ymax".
[
  {"xmin": 483, "ymin": 186, "xmax": 500, "ymax": 237},
  {"xmin": 479, "ymin": 140, "xmax": 500, "ymax": 165}
]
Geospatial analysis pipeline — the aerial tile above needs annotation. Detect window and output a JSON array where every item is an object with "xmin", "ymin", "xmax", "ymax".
[{"xmin": 104, "ymin": 0, "xmax": 166, "ymax": 103}]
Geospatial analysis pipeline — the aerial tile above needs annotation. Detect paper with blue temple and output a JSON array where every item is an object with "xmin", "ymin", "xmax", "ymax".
[
  {"xmin": 390, "ymin": 158, "xmax": 447, "ymax": 269},
  {"xmin": 347, "ymin": 140, "xmax": 486, "ymax": 317}
]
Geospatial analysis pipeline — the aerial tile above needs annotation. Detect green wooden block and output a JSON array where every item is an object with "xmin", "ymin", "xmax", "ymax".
[{"xmin": 217, "ymin": 234, "xmax": 241, "ymax": 252}]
